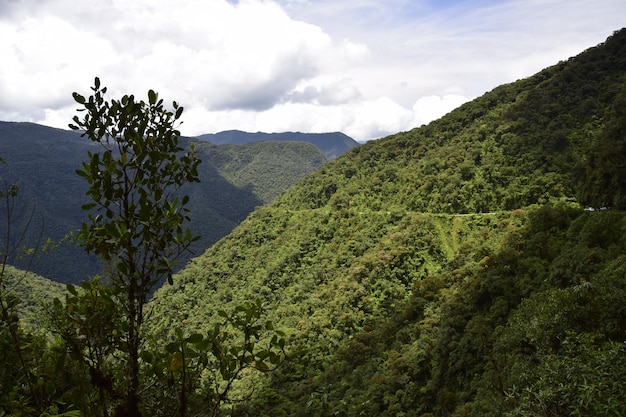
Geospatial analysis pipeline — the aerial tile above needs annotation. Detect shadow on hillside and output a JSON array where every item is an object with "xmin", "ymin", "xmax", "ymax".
[{"xmin": 0, "ymin": 123, "xmax": 262, "ymax": 284}]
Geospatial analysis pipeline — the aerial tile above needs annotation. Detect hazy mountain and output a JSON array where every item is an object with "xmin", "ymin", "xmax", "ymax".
[
  {"xmin": 196, "ymin": 130, "xmax": 359, "ymax": 160},
  {"xmin": 147, "ymin": 29, "xmax": 626, "ymax": 416},
  {"xmin": 0, "ymin": 123, "xmax": 327, "ymax": 283}
]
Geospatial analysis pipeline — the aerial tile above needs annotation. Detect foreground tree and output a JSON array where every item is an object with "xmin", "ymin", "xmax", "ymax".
[{"xmin": 69, "ymin": 78, "xmax": 201, "ymax": 415}]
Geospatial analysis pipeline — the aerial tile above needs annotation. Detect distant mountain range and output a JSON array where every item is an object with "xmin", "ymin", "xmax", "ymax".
[
  {"xmin": 0, "ymin": 121, "xmax": 342, "ymax": 283},
  {"xmin": 196, "ymin": 130, "xmax": 359, "ymax": 160}
]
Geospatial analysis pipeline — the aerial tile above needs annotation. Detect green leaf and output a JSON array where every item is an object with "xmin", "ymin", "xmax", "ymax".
[
  {"xmin": 117, "ymin": 261, "xmax": 128, "ymax": 276},
  {"xmin": 185, "ymin": 347, "xmax": 200, "ymax": 358},
  {"xmin": 73, "ymin": 92, "xmax": 86, "ymax": 104},
  {"xmin": 75, "ymin": 168, "xmax": 89, "ymax": 178},
  {"xmin": 141, "ymin": 350, "xmax": 154, "ymax": 364},
  {"xmin": 269, "ymin": 351, "xmax": 282, "ymax": 365},
  {"xmin": 186, "ymin": 333, "xmax": 204, "ymax": 344},
  {"xmin": 66, "ymin": 284, "xmax": 78, "ymax": 296},
  {"xmin": 255, "ymin": 361, "xmax": 269, "ymax": 371}
]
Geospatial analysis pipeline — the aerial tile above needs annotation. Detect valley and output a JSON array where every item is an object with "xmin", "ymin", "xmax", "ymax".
[{"xmin": 1, "ymin": 28, "xmax": 626, "ymax": 417}]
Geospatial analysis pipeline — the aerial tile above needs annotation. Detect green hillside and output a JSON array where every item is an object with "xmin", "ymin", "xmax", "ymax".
[
  {"xmin": 196, "ymin": 140, "xmax": 327, "ymax": 203},
  {"xmin": 0, "ymin": 265, "xmax": 66, "ymax": 329},
  {"xmin": 0, "ymin": 125, "xmax": 327, "ymax": 284},
  {"xmin": 147, "ymin": 29, "xmax": 626, "ymax": 416}
]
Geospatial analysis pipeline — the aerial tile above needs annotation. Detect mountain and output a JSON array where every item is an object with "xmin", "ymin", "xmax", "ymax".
[
  {"xmin": 193, "ymin": 140, "xmax": 327, "ymax": 203},
  {"xmin": 196, "ymin": 130, "xmax": 359, "ymax": 160},
  {"xmin": 147, "ymin": 29, "xmax": 626, "ymax": 416},
  {"xmin": 0, "ymin": 123, "xmax": 327, "ymax": 284},
  {"xmin": 0, "ymin": 122, "xmax": 102, "ymax": 283}
]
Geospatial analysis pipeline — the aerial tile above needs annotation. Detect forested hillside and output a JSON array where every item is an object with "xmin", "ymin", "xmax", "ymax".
[
  {"xmin": 0, "ymin": 124, "xmax": 327, "ymax": 283},
  {"xmin": 147, "ymin": 29, "xmax": 626, "ymax": 416},
  {"xmin": 0, "ymin": 265, "xmax": 65, "ymax": 328},
  {"xmin": 195, "ymin": 140, "xmax": 327, "ymax": 203},
  {"xmin": 197, "ymin": 130, "xmax": 359, "ymax": 160}
]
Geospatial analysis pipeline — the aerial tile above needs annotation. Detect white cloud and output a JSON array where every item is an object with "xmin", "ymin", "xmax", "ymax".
[
  {"xmin": 0, "ymin": 14, "xmax": 114, "ymax": 111},
  {"xmin": 0, "ymin": 0, "xmax": 624, "ymax": 141},
  {"xmin": 183, "ymin": 95, "xmax": 417, "ymax": 142},
  {"xmin": 412, "ymin": 95, "xmax": 470, "ymax": 127}
]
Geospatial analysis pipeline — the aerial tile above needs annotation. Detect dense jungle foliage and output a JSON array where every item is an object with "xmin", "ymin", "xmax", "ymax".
[
  {"xmin": 2, "ymin": 28, "xmax": 626, "ymax": 416},
  {"xmin": 0, "ymin": 265, "xmax": 64, "ymax": 328},
  {"xmin": 146, "ymin": 29, "xmax": 626, "ymax": 416}
]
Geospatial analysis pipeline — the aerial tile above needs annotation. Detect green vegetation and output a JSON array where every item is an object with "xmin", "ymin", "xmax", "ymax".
[
  {"xmin": 196, "ymin": 140, "xmax": 327, "ymax": 204},
  {"xmin": 0, "ymin": 122, "xmax": 327, "ymax": 284},
  {"xmin": 146, "ymin": 29, "xmax": 626, "ymax": 416},
  {"xmin": 67, "ymin": 78, "xmax": 202, "ymax": 414},
  {"xmin": 2, "ymin": 28, "xmax": 626, "ymax": 416},
  {"xmin": 0, "ymin": 265, "xmax": 64, "ymax": 328},
  {"xmin": 2, "ymin": 80, "xmax": 286, "ymax": 416},
  {"xmin": 1, "ymin": 156, "xmax": 68, "ymax": 416}
]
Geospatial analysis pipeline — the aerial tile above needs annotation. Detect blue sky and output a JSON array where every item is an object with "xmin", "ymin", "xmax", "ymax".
[{"xmin": 0, "ymin": 0, "xmax": 623, "ymax": 141}]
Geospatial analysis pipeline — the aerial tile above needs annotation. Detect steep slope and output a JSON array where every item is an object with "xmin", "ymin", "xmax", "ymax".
[
  {"xmin": 0, "ymin": 124, "xmax": 326, "ymax": 283},
  {"xmin": 0, "ymin": 122, "xmax": 102, "ymax": 283},
  {"xmin": 148, "ymin": 29, "xmax": 626, "ymax": 416},
  {"xmin": 1, "ymin": 265, "xmax": 66, "ymax": 329},
  {"xmin": 195, "ymin": 140, "xmax": 327, "ymax": 203},
  {"xmin": 196, "ymin": 130, "xmax": 359, "ymax": 160},
  {"xmin": 278, "ymin": 29, "xmax": 626, "ymax": 214}
]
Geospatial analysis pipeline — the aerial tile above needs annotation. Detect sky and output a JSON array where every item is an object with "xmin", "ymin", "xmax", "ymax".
[{"xmin": 0, "ymin": 0, "xmax": 624, "ymax": 142}]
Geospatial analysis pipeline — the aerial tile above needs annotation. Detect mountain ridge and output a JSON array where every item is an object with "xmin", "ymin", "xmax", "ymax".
[{"xmin": 196, "ymin": 130, "xmax": 359, "ymax": 160}]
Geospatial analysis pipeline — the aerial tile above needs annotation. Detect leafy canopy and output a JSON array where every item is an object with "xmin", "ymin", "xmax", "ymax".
[{"xmin": 70, "ymin": 77, "xmax": 201, "ymax": 287}]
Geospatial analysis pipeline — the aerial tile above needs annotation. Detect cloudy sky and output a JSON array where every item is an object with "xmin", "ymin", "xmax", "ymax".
[{"xmin": 0, "ymin": 0, "xmax": 623, "ymax": 141}]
